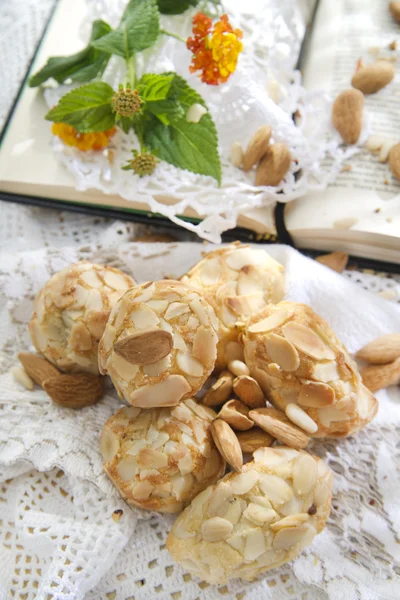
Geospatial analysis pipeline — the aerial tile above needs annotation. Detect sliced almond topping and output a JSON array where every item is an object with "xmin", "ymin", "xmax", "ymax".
[
  {"xmin": 243, "ymin": 503, "xmax": 276, "ymax": 526},
  {"xmin": 142, "ymin": 355, "xmax": 171, "ymax": 378},
  {"xmin": 103, "ymin": 269, "xmax": 132, "ymax": 290},
  {"xmin": 137, "ymin": 448, "xmax": 168, "ymax": 469},
  {"xmin": 265, "ymin": 334, "xmax": 300, "ymax": 372},
  {"xmin": 210, "ymin": 419, "xmax": 243, "ymax": 472},
  {"xmin": 176, "ymin": 352, "xmax": 204, "ymax": 378},
  {"xmin": 192, "ymin": 326, "xmax": 217, "ymax": 368},
  {"xmin": 164, "ymin": 302, "xmax": 190, "ymax": 320},
  {"xmin": 258, "ymin": 473, "xmax": 293, "ymax": 505},
  {"xmin": 236, "ymin": 428, "xmax": 274, "ymax": 453},
  {"xmin": 293, "ymin": 454, "xmax": 318, "ymax": 495},
  {"xmin": 314, "ymin": 481, "xmax": 331, "ymax": 506},
  {"xmin": 233, "ymin": 375, "xmax": 266, "ymax": 409},
  {"xmin": 146, "ymin": 300, "xmax": 169, "ymax": 314},
  {"xmin": 282, "ymin": 322, "xmax": 335, "ymax": 360},
  {"xmin": 208, "ymin": 482, "xmax": 233, "ymax": 517},
  {"xmin": 70, "ymin": 321, "xmax": 93, "ymax": 352},
  {"xmin": 131, "ymin": 283, "xmax": 156, "ymax": 304},
  {"xmin": 178, "ymin": 453, "xmax": 193, "ymax": 475},
  {"xmin": 229, "ymin": 469, "xmax": 259, "ymax": 495},
  {"xmin": 170, "ymin": 473, "xmax": 194, "ymax": 500},
  {"xmin": 317, "ymin": 406, "xmax": 349, "ymax": 427},
  {"xmin": 225, "ymin": 247, "xmax": 264, "ymax": 271},
  {"xmin": 130, "ymin": 306, "xmax": 160, "ymax": 330},
  {"xmin": 198, "ymin": 257, "xmax": 221, "ymax": 285},
  {"xmin": 224, "ymin": 341, "xmax": 245, "ymax": 363},
  {"xmin": 116, "ymin": 457, "xmax": 137, "ymax": 481},
  {"xmin": 298, "ymin": 381, "xmax": 335, "ymax": 408},
  {"xmin": 243, "ymin": 527, "xmax": 266, "ymax": 561},
  {"xmin": 130, "ymin": 375, "xmax": 191, "ymax": 407},
  {"xmin": 202, "ymin": 371, "xmax": 234, "ymax": 407},
  {"xmin": 311, "ymin": 361, "xmax": 339, "ymax": 383},
  {"xmin": 111, "ymin": 351, "xmax": 139, "ymax": 381},
  {"xmin": 272, "ymin": 524, "xmax": 312, "ymax": 550},
  {"xmin": 131, "ymin": 480, "xmax": 154, "ymax": 501},
  {"xmin": 218, "ymin": 399, "xmax": 254, "ymax": 431},
  {"xmin": 100, "ymin": 428, "xmax": 120, "ymax": 462},
  {"xmin": 285, "ymin": 403, "xmax": 318, "ymax": 434},
  {"xmin": 201, "ymin": 517, "xmax": 233, "ymax": 542},
  {"xmin": 114, "ymin": 328, "xmax": 173, "ymax": 366},
  {"xmin": 249, "ymin": 408, "xmax": 309, "ymax": 449},
  {"xmin": 248, "ymin": 309, "xmax": 292, "ymax": 334}
]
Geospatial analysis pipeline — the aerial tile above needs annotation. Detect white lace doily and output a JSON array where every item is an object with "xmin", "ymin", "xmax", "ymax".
[
  {"xmin": 39, "ymin": 0, "xmax": 365, "ymax": 242},
  {"xmin": 0, "ymin": 242, "xmax": 399, "ymax": 600}
]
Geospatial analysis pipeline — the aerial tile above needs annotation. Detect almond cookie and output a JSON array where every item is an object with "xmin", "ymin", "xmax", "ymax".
[
  {"xmin": 100, "ymin": 400, "xmax": 225, "ymax": 513},
  {"xmin": 167, "ymin": 446, "xmax": 333, "ymax": 583},
  {"xmin": 98, "ymin": 280, "xmax": 218, "ymax": 407},
  {"xmin": 29, "ymin": 261, "xmax": 135, "ymax": 374},
  {"xmin": 243, "ymin": 302, "xmax": 378, "ymax": 437},
  {"xmin": 181, "ymin": 243, "xmax": 284, "ymax": 371}
]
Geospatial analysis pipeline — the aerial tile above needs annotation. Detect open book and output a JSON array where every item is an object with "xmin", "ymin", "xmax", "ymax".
[{"xmin": 0, "ymin": 0, "xmax": 399, "ymax": 262}]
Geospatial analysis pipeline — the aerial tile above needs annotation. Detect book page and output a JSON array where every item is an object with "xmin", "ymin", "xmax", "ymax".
[{"xmin": 286, "ymin": 0, "xmax": 400, "ymax": 253}]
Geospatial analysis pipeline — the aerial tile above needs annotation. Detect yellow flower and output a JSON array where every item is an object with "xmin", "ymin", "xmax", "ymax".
[
  {"xmin": 208, "ymin": 30, "xmax": 243, "ymax": 79},
  {"xmin": 51, "ymin": 123, "xmax": 116, "ymax": 151}
]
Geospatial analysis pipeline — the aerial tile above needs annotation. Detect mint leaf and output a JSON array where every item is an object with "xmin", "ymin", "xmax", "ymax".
[
  {"xmin": 157, "ymin": 0, "xmax": 199, "ymax": 14},
  {"xmin": 92, "ymin": 0, "xmax": 159, "ymax": 59},
  {"xmin": 143, "ymin": 76, "xmax": 221, "ymax": 183},
  {"xmin": 29, "ymin": 20, "xmax": 112, "ymax": 87},
  {"xmin": 45, "ymin": 82, "xmax": 115, "ymax": 132},
  {"xmin": 139, "ymin": 74, "xmax": 174, "ymax": 101}
]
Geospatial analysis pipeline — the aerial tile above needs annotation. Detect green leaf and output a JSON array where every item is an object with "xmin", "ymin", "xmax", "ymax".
[
  {"xmin": 29, "ymin": 20, "xmax": 112, "ymax": 87},
  {"xmin": 45, "ymin": 82, "xmax": 115, "ymax": 132},
  {"xmin": 91, "ymin": 0, "xmax": 160, "ymax": 60},
  {"xmin": 157, "ymin": 0, "xmax": 199, "ymax": 15},
  {"xmin": 139, "ymin": 74, "xmax": 174, "ymax": 101},
  {"xmin": 142, "ymin": 75, "xmax": 221, "ymax": 183},
  {"xmin": 146, "ymin": 99, "xmax": 185, "ymax": 125}
]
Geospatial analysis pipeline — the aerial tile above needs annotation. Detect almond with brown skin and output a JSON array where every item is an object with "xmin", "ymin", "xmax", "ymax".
[
  {"xmin": 202, "ymin": 371, "xmax": 234, "ymax": 407},
  {"xmin": 332, "ymin": 89, "xmax": 364, "ymax": 144},
  {"xmin": 236, "ymin": 427, "xmax": 274, "ymax": 453},
  {"xmin": 232, "ymin": 375, "xmax": 265, "ymax": 408},
  {"xmin": 114, "ymin": 328, "xmax": 173, "ymax": 366},
  {"xmin": 389, "ymin": 144, "xmax": 400, "ymax": 181},
  {"xmin": 210, "ymin": 419, "xmax": 243, "ymax": 472},
  {"xmin": 352, "ymin": 61, "xmax": 395, "ymax": 94},
  {"xmin": 389, "ymin": 1, "xmax": 400, "ymax": 24},
  {"xmin": 255, "ymin": 143, "xmax": 291, "ymax": 186},
  {"xmin": 242, "ymin": 125, "xmax": 272, "ymax": 171},
  {"xmin": 43, "ymin": 374, "xmax": 104, "ymax": 408},
  {"xmin": 249, "ymin": 408, "xmax": 309, "ymax": 449},
  {"xmin": 360, "ymin": 357, "xmax": 400, "ymax": 392},
  {"xmin": 18, "ymin": 352, "xmax": 61, "ymax": 386},
  {"xmin": 356, "ymin": 334, "xmax": 400, "ymax": 364},
  {"xmin": 218, "ymin": 399, "xmax": 254, "ymax": 431},
  {"xmin": 315, "ymin": 252, "xmax": 349, "ymax": 273}
]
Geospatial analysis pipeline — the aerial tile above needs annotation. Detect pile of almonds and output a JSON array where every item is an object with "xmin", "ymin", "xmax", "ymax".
[{"xmin": 230, "ymin": 125, "xmax": 292, "ymax": 187}]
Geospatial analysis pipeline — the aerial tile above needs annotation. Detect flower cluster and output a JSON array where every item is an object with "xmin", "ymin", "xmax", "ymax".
[
  {"xmin": 112, "ymin": 84, "xmax": 143, "ymax": 118},
  {"xmin": 187, "ymin": 13, "xmax": 243, "ymax": 85},
  {"xmin": 123, "ymin": 150, "xmax": 157, "ymax": 177},
  {"xmin": 51, "ymin": 123, "xmax": 116, "ymax": 151}
]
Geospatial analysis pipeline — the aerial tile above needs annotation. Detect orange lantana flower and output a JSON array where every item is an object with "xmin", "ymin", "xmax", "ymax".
[
  {"xmin": 51, "ymin": 123, "xmax": 117, "ymax": 151},
  {"xmin": 187, "ymin": 13, "xmax": 243, "ymax": 85}
]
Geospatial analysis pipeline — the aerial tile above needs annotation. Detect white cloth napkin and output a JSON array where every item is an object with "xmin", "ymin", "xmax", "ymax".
[{"xmin": 0, "ymin": 243, "xmax": 399, "ymax": 600}]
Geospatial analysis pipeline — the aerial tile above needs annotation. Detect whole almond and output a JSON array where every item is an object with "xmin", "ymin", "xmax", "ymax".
[
  {"xmin": 332, "ymin": 89, "xmax": 364, "ymax": 144},
  {"xmin": 355, "ymin": 333, "xmax": 400, "ymax": 364},
  {"xmin": 114, "ymin": 328, "xmax": 173, "ymax": 366},
  {"xmin": 202, "ymin": 371, "xmax": 233, "ymax": 407},
  {"xmin": 389, "ymin": 144, "xmax": 400, "ymax": 181},
  {"xmin": 255, "ymin": 143, "xmax": 291, "ymax": 186},
  {"xmin": 242, "ymin": 125, "xmax": 272, "ymax": 171},
  {"xmin": 218, "ymin": 399, "xmax": 254, "ymax": 431},
  {"xmin": 210, "ymin": 419, "xmax": 243, "ymax": 472},
  {"xmin": 352, "ymin": 61, "xmax": 395, "ymax": 94},
  {"xmin": 360, "ymin": 357, "xmax": 400, "ymax": 392},
  {"xmin": 249, "ymin": 408, "xmax": 309, "ymax": 449},
  {"xmin": 18, "ymin": 352, "xmax": 60, "ymax": 386},
  {"xmin": 236, "ymin": 427, "xmax": 274, "ymax": 453},
  {"xmin": 43, "ymin": 374, "xmax": 104, "ymax": 408},
  {"xmin": 389, "ymin": 1, "xmax": 400, "ymax": 23},
  {"xmin": 232, "ymin": 375, "xmax": 265, "ymax": 408},
  {"xmin": 315, "ymin": 252, "xmax": 349, "ymax": 273}
]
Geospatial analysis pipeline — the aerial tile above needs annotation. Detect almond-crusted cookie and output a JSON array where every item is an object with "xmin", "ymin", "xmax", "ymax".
[
  {"xmin": 243, "ymin": 302, "xmax": 378, "ymax": 437},
  {"xmin": 181, "ymin": 243, "xmax": 284, "ymax": 371},
  {"xmin": 100, "ymin": 400, "xmax": 225, "ymax": 513},
  {"xmin": 29, "ymin": 261, "xmax": 135, "ymax": 374},
  {"xmin": 98, "ymin": 280, "xmax": 219, "ymax": 407},
  {"xmin": 167, "ymin": 446, "xmax": 333, "ymax": 583}
]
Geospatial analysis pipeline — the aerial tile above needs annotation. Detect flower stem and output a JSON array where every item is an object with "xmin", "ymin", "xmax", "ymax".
[
  {"xmin": 160, "ymin": 29, "xmax": 186, "ymax": 43},
  {"xmin": 125, "ymin": 55, "xmax": 136, "ymax": 88}
]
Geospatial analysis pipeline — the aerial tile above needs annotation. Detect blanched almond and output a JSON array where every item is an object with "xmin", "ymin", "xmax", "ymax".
[
  {"xmin": 114, "ymin": 328, "xmax": 173, "ymax": 366},
  {"xmin": 285, "ymin": 403, "xmax": 318, "ymax": 434},
  {"xmin": 11, "ymin": 366, "xmax": 34, "ymax": 390}
]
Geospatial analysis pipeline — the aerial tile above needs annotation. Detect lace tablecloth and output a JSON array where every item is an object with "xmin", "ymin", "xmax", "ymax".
[{"xmin": 0, "ymin": 3, "xmax": 400, "ymax": 599}]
